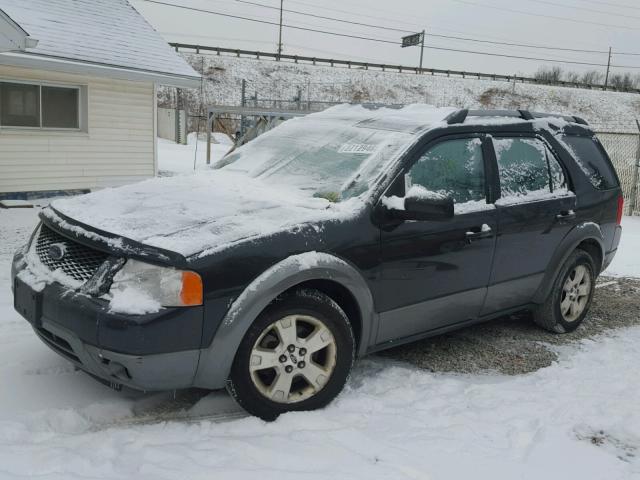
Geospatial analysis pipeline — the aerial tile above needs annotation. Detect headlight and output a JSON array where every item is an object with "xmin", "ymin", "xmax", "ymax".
[{"xmin": 109, "ymin": 259, "xmax": 203, "ymax": 308}]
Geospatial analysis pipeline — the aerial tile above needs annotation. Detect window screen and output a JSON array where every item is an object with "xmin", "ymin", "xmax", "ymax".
[
  {"xmin": 407, "ymin": 138, "xmax": 486, "ymax": 203},
  {"xmin": 560, "ymin": 135, "xmax": 618, "ymax": 190}
]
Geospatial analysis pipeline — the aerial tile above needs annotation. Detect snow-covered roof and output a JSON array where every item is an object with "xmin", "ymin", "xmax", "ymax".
[
  {"xmin": 0, "ymin": 0, "xmax": 199, "ymax": 88},
  {"xmin": 0, "ymin": 8, "xmax": 37, "ymax": 52}
]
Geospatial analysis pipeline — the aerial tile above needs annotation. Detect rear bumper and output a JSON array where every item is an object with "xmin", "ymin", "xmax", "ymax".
[
  {"xmin": 602, "ymin": 224, "xmax": 622, "ymax": 272},
  {"xmin": 12, "ymin": 250, "xmax": 203, "ymax": 391}
]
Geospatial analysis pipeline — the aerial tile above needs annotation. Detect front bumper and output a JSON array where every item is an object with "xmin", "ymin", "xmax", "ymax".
[
  {"xmin": 34, "ymin": 320, "xmax": 200, "ymax": 391},
  {"xmin": 12, "ymin": 250, "xmax": 203, "ymax": 391}
]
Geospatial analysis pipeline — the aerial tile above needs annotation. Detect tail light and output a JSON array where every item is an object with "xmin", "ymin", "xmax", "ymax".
[{"xmin": 616, "ymin": 195, "xmax": 624, "ymax": 226}]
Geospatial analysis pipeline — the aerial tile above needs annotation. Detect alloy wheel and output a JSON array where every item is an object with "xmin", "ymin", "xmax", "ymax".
[
  {"xmin": 249, "ymin": 314, "xmax": 337, "ymax": 404},
  {"xmin": 560, "ymin": 264, "xmax": 592, "ymax": 322}
]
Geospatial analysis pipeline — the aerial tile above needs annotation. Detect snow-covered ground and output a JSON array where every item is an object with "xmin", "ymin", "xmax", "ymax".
[
  {"xmin": 607, "ymin": 216, "xmax": 640, "ymax": 278},
  {"xmin": 157, "ymin": 133, "xmax": 233, "ymax": 175},
  {"xmin": 1, "ymin": 199, "xmax": 639, "ymax": 478},
  {"xmin": 163, "ymin": 54, "xmax": 640, "ymax": 132}
]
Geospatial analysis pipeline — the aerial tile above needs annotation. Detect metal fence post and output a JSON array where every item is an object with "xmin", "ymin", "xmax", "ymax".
[
  {"xmin": 632, "ymin": 120, "xmax": 640, "ymax": 215},
  {"xmin": 240, "ymin": 79, "xmax": 246, "ymax": 138}
]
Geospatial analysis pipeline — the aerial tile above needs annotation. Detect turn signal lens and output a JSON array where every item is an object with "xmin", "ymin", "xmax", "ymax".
[{"xmin": 180, "ymin": 271, "xmax": 203, "ymax": 306}]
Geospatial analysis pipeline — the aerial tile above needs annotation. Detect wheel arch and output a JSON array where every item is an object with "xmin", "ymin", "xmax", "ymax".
[
  {"xmin": 532, "ymin": 223, "xmax": 605, "ymax": 304},
  {"xmin": 194, "ymin": 252, "xmax": 375, "ymax": 389}
]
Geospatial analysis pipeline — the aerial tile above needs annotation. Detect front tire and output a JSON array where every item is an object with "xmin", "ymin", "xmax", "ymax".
[
  {"xmin": 227, "ymin": 289, "xmax": 355, "ymax": 420},
  {"xmin": 533, "ymin": 249, "xmax": 596, "ymax": 333}
]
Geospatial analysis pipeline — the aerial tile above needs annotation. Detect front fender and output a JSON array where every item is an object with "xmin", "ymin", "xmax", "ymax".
[
  {"xmin": 193, "ymin": 252, "xmax": 375, "ymax": 389},
  {"xmin": 531, "ymin": 222, "xmax": 605, "ymax": 304}
]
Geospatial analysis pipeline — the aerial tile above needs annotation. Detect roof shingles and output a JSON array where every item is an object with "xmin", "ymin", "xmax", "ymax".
[{"xmin": 0, "ymin": 0, "xmax": 198, "ymax": 79}]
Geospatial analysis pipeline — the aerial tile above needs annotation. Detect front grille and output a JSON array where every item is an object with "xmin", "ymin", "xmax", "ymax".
[{"xmin": 35, "ymin": 224, "xmax": 109, "ymax": 283}]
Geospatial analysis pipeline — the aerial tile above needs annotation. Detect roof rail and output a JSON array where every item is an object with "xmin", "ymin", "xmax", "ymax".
[{"xmin": 445, "ymin": 108, "xmax": 589, "ymax": 126}]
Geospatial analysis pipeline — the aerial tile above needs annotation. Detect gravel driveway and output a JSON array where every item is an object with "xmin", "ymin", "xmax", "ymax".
[{"xmin": 380, "ymin": 276, "xmax": 640, "ymax": 375}]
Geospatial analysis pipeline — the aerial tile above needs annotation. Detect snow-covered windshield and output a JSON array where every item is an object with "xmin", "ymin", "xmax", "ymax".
[{"xmin": 216, "ymin": 104, "xmax": 454, "ymax": 201}]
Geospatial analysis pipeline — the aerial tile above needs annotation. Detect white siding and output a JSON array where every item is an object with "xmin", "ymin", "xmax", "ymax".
[{"xmin": 0, "ymin": 65, "xmax": 155, "ymax": 194}]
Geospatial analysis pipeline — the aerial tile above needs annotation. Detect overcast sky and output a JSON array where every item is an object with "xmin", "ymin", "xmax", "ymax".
[{"xmin": 131, "ymin": 0, "xmax": 640, "ymax": 77}]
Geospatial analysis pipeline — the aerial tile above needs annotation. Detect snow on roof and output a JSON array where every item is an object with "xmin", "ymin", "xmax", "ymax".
[
  {"xmin": 0, "ymin": 0, "xmax": 199, "ymax": 85},
  {"xmin": 310, "ymin": 103, "xmax": 457, "ymax": 130},
  {"xmin": 0, "ymin": 8, "xmax": 33, "ymax": 52}
]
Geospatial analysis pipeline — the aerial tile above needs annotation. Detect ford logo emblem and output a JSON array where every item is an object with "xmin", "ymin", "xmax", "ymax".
[{"xmin": 48, "ymin": 243, "xmax": 67, "ymax": 261}]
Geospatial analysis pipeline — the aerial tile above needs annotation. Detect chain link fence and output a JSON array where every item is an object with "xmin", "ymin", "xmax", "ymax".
[{"xmin": 595, "ymin": 131, "xmax": 640, "ymax": 216}]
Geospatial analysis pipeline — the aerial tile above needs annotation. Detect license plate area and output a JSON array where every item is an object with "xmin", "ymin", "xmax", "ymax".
[{"xmin": 14, "ymin": 277, "xmax": 42, "ymax": 326}]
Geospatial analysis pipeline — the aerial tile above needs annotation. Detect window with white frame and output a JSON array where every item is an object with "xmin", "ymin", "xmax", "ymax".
[{"xmin": 0, "ymin": 81, "xmax": 81, "ymax": 129}]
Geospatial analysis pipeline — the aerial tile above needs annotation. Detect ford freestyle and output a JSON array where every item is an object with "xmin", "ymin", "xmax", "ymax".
[{"xmin": 12, "ymin": 105, "xmax": 623, "ymax": 419}]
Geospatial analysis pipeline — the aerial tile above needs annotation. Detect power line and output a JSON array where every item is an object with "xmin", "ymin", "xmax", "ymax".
[
  {"xmin": 142, "ymin": 0, "xmax": 640, "ymax": 68},
  {"xmin": 233, "ymin": 0, "xmax": 610, "ymax": 54},
  {"xmin": 576, "ymin": 0, "xmax": 640, "ymax": 11},
  {"xmin": 521, "ymin": 0, "xmax": 640, "ymax": 20},
  {"xmin": 234, "ymin": 0, "xmax": 410, "ymax": 33},
  {"xmin": 259, "ymin": 0, "xmax": 622, "ymax": 53},
  {"xmin": 449, "ymin": 0, "xmax": 640, "ymax": 31}
]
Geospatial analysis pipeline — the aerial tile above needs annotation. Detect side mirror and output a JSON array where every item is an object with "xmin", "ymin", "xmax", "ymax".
[
  {"xmin": 383, "ymin": 188, "xmax": 454, "ymax": 221},
  {"xmin": 405, "ymin": 194, "xmax": 454, "ymax": 221}
]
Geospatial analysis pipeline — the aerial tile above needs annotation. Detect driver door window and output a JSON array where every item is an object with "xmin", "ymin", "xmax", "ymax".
[{"xmin": 406, "ymin": 137, "xmax": 486, "ymax": 205}]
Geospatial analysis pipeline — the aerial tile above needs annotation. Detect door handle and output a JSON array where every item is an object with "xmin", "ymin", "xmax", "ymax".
[
  {"xmin": 555, "ymin": 210, "xmax": 576, "ymax": 223},
  {"xmin": 465, "ymin": 224, "xmax": 493, "ymax": 241}
]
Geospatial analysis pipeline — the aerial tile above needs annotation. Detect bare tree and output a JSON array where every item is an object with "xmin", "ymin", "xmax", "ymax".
[
  {"xmin": 609, "ymin": 72, "xmax": 634, "ymax": 89},
  {"xmin": 534, "ymin": 66, "xmax": 563, "ymax": 83},
  {"xmin": 564, "ymin": 71, "xmax": 581, "ymax": 84},
  {"xmin": 581, "ymin": 70, "xmax": 604, "ymax": 86}
]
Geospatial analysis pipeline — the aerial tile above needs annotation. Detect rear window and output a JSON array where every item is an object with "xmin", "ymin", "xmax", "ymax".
[{"xmin": 559, "ymin": 135, "xmax": 619, "ymax": 190}]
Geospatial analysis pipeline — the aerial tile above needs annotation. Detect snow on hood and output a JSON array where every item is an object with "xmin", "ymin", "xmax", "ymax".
[{"xmin": 50, "ymin": 171, "xmax": 360, "ymax": 258}]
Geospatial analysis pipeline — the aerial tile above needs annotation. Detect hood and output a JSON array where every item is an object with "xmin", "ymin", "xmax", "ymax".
[{"xmin": 50, "ymin": 171, "xmax": 359, "ymax": 258}]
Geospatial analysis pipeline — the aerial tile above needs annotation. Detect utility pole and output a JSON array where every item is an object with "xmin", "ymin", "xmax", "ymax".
[
  {"xmin": 277, "ymin": 0, "xmax": 283, "ymax": 60},
  {"xmin": 419, "ymin": 29, "xmax": 425, "ymax": 72},
  {"xmin": 604, "ymin": 46, "xmax": 612, "ymax": 89}
]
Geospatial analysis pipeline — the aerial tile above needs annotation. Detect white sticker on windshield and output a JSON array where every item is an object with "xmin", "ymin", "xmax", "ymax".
[{"xmin": 338, "ymin": 143, "xmax": 377, "ymax": 154}]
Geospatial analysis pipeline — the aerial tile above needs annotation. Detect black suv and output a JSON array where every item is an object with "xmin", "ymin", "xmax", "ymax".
[{"xmin": 12, "ymin": 106, "xmax": 623, "ymax": 420}]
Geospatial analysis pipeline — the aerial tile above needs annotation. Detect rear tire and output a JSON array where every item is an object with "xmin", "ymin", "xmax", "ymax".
[
  {"xmin": 533, "ymin": 249, "xmax": 596, "ymax": 333},
  {"xmin": 227, "ymin": 289, "xmax": 355, "ymax": 421}
]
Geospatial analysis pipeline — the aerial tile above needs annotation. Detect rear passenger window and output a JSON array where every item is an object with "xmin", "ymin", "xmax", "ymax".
[
  {"xmin": 494, "ymin": 137, "xmax": 568, "ymax": 200},
  {"xmin": 559, "ymin": 135, "xmax": 619, "ymax": 190}
]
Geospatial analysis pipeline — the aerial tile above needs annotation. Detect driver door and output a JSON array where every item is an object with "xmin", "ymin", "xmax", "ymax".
[{"xmin": 374, "ymin": 135, "xmax": 498, "ymax": 344}]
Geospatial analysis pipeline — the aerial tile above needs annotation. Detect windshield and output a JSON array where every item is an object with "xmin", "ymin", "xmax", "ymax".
[{"xmin": 216, "ymin": 107, "xmax": 434, "ymax": 202}]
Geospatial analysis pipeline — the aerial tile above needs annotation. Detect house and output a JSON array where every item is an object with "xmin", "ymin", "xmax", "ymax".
[{"xmin": 0, "ymin": 0, "xmax": 200, "ymax": 198}]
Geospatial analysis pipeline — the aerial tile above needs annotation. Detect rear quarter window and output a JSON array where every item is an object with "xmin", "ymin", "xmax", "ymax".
[{"xmin": 558, "ymin": 135, "xmax": 619, "ymax": 190}]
